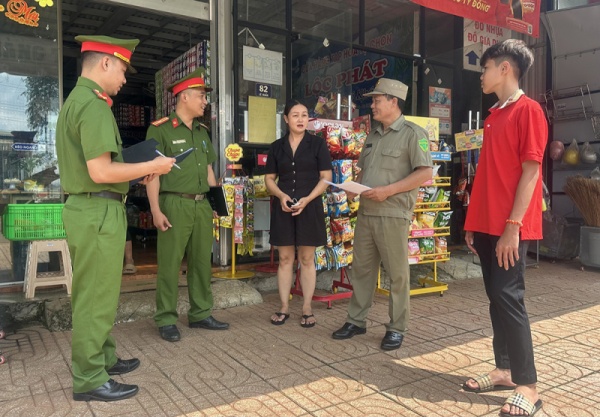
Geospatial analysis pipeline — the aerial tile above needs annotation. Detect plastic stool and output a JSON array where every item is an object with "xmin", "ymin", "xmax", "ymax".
[{"xmin": 24, "ymin": 239, "xmax": 72, "ymax": 299}]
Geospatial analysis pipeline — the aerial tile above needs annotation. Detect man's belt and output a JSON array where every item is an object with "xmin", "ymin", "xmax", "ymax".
[
  {"xmin": 85, "ymin": 191, "xmax": 127, "ymax": 203},
  {"xmin": 161, "ymin": 192, "xmax": 206, "ymax": 201}
]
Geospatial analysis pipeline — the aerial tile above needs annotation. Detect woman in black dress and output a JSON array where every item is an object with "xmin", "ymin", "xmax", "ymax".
[{"xmin": 265, "ymin": 100, "xmax": 332, "ymax": 327}]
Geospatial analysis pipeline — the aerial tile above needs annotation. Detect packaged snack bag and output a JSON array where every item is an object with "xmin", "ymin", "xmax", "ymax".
[
  {"xmin": 408, "ymin": 239, "xmax": 421, "ymax": 256},
  {"xmin": 332, "ymin": 191, "xmax": 349, "ymax": 216},
  {"xmin": 422, "ymin": 186, "xmax": 437, "ymax": 204},
  {"xmin": 435, "ymin": 237, "xmax": 448, "ymax": 259},
  {"xmin": 326, "ymin": 126, "xmax": 343, "ymax": 159},
  {"xmin": 419, "ymin": 237, "xmax": 435, "ymax": 254},
  {"xmin": 433, "ymin": 211, "xmax": 453, "ymax": 228},
  {"xmin": 416, "ymin": 187, "xmax": 426, "ymax": 204},
  {"xmin": 417, "ymin": 212, "xmax": 436, "ymax": 229}
]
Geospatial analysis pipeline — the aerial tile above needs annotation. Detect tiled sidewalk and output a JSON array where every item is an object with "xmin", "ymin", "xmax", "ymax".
[{"xmin": 0, "ymin": 260, "xmax": 599, "ymax": 416}]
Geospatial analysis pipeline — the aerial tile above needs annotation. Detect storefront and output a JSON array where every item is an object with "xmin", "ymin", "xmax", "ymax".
[{"xmin": 1, "ymin": 0, "xmax": 556, "ymax": 289}]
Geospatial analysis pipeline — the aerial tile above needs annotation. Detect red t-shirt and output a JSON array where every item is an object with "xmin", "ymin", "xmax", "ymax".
[{"xmin": 464, "ymin": 92, "xmax": 547, "ymax": 240}]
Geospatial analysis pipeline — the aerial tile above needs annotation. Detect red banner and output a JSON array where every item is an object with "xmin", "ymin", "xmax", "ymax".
[{"xmin": 412, "ymin": 0, "xmax": 541, "ymax": 38}]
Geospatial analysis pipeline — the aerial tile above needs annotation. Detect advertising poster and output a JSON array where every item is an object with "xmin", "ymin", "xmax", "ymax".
[
  {"xmin": 411, "ymin": 0, "xmax": 542, "ymax": 38},
  {"xmin": 428, "ymin": 87, "xmax": 452, "ymax": 135}
]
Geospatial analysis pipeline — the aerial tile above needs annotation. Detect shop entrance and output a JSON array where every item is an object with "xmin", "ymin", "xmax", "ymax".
[
  {"xmin": 60, "ymin": 0, "xmax": 211, "ymax": 280},
  {"xmin": 0, "ymin": 0, "xmax": 211, "ymax": 288}
]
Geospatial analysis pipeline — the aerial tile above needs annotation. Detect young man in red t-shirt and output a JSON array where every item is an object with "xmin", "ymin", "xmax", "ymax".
[{"xmin": 462, "ymin": 39, "xmax": 546, "ymax": 417}]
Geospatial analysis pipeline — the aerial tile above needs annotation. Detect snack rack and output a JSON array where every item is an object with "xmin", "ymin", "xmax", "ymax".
[
  {"xmin": 377, "ymin": 175, "xmax": 452, "ymax": 297},
  {"xmin": 291, "ymin": 265, "xmax": 353, "ymax": 309}
]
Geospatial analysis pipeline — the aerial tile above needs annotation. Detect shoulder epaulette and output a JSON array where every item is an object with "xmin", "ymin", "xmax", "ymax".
[
  {"xmin": 92, "ymin": 89, "xmax": 113, "ymax": 107},
  {"xmin": 199, "ymin": 122, "xmax": 210, "ymax": 130},
  {"xmin": 151, "ymin": 117, "xmax": 169, "ymax": 126}
]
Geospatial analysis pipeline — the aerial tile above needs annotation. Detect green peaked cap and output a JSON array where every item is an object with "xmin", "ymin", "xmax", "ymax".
[
  {"xmin": 75, "ymin": 35, "xmax": 140, "ymax": 73},
  {"xmin": 168, "ymin": 67, "xmax": 212, "ymax": 94}
]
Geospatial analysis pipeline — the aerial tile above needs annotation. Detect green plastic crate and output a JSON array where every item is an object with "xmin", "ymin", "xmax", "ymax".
[{"xmin": 2, "ymin": 204, "xmax": 66, "ymax": 241}]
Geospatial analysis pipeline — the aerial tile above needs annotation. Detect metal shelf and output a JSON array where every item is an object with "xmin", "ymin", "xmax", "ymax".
[{"xmin": 543, "ymin": 84, "xmax": 596, "ymax": 124}]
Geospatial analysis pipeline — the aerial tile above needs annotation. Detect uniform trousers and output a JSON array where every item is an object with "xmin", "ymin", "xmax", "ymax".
[
  {"xmin": 63, "ymin": 195, "xmax": 126, "ymax": 393},
  {"xmin": 154, "ymin": 194, "xmax": 214, "ymax": 327},
  {"xmin": 347, "ymin": 215, "xmax": 411, "ymax": 333},
  {"xmin": 473, "ymin": 232, "xmax": 537, "ymax": 385}
]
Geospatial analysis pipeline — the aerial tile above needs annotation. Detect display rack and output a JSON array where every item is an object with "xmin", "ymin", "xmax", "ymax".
[
  {"xmin": 291, "ymin": 266, "xmax": 353, "ymax": 309},
  {"xmin": 213, "ymin": 164, "xmax": 255, "ymax": 280},
  {"xmin": 377, "ymin": 176, "xmax": 452, "ymax": 297}
]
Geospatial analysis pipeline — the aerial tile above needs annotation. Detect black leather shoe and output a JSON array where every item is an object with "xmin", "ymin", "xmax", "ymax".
[
  {"xmin": 189, "ymin": 316, "xmax": 229, "ymax": 330},
  {"xmin": 332, "ymin": 322, "xmax": 367, "ymax": 340},
  {"xmin": 159, "ymin": 324, "xmax": 181, "ymax": 342},
  {"xmin": 107, "ymin": 358, "xmax": 140, "ymax": 376},
  {"xmin": 73, "ymin": 379, "xmax": 139, "ymax": 402},
  {"xmin": 381, "ymin": 331, "xmax": 404, "ymax": 351}
]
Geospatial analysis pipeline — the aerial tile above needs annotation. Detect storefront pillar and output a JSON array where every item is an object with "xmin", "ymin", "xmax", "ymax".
[{"xmin": 212, "ymin": 0, "xmax": 236, "ymax": 266}]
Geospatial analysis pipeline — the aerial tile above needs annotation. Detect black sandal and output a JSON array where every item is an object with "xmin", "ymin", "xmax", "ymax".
[
  {"xmin": 300, "ymin": 314, "xmax": 316, "ymax": 328},
  {"xmin": 271, "ymin": 312, "xmax": 290, "ymax": 325}
]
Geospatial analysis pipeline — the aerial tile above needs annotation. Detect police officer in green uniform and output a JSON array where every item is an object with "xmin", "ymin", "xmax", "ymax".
[
  {"xmin": 146, "ymin": 68, "xmax": 229, "ymax": 342},
  {"xmin": 332, "ymin": 78, "xmax": 433, "ymax": 351},
  {"xmin": 56, "ymin": 35, "xmax": 175, "ymax": 402}
]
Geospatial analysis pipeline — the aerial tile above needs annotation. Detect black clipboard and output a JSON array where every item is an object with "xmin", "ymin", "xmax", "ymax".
[
  {"xmin": 122, "ymin": 138, "xmax": 159, "ymax": 164},
  {"xmin": 207, "ymin": 186, "xmax": 229, "ymax": 216},
  {"xmin": 122, "ymin": 139, "xmax": 159, "ymax": 185}
]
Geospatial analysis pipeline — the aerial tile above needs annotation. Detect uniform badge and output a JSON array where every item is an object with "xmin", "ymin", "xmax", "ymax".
[
  {"xmin": 418, "ymin": 138, "xmax": 429, "ymax": 152},
  {"xmin": 172, "ymin": 139, "xmax": 186, "ymax": 144},
  {"xmin": 172, "ymin": 118, "xmax": 179, "ymax": 128}
]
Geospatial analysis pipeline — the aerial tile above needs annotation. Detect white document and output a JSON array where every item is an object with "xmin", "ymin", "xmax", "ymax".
[{"xmin": 324, "ymin": 180, "xmax": 372, "ymax": 195}]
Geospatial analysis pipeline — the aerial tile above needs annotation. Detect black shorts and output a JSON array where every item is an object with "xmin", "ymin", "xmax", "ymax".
[{"xmin": 269, "ymin": 197, "xmax": 327, "ymax": 247}]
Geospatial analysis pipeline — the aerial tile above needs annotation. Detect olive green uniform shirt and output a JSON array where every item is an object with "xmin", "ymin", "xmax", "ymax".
[
  {"xmin": 56, "ymin": 77, "xmax": 127, "ymax": 195},
  {"xmin": 357, "ymin": 115, "xmax": 433, "ymax": 219},
  {"xmin": 145, "ymin": 112, "xmax": 216, "ymax": 193}
]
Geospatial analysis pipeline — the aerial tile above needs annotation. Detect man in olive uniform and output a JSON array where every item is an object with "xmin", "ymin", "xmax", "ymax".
[
  {"xmin": 332, "ymin": 78, "xmax": 433, "ymax": 351},
  {"xmin": 146, "ymin": 68, "xmax": 229, "ymax": 342},
  {"xmin": 56, "ymin": 35, "xmax": 175, "ymax": 402}
]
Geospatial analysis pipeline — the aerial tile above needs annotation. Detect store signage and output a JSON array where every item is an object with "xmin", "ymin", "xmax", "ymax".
[
  {"xmin": 463, "ymin": 19, "xmax": 511, "ymax": 72},
  {"xmin": 243, "ymin": 46, "xmax": 283, "ymax": 86},
  {"xmin": 455, "ymin": 129, "xmax": 484, "ymax": 152},
  {"xmin": 307, "ymin": 118, "xmax": 352, "ymax": 132},
  {"xmin": 224, "ymin": 144, "xmax": 243, "ymax": 162},
  {"xmin": 431, "ymin": 151, "xmax": 452, "ymax": 161},
  {"xmin": 4, "ymin": 0, "xmax": 40, "ymax": 27},
  {"xmin": 12, "ymin": 143, "xmax": 39, "ymax": 151},
  {"xmin": 411, "ymin": 0, "xmax": 541, "ymax": 38},
  {"xmin": 255, "ymin": 83, "xmax": 272, "ymax": 98}
]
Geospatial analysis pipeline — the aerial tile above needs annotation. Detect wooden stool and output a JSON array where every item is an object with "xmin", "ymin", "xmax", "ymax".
[{"xmin": 24, "ymin": 239, "xmax": 72, "ymax": 299}]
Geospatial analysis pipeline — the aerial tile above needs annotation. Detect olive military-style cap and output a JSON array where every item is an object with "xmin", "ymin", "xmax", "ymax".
[
  {"xmin": 364, "ymin": 78, "xmax": 408, "ymax": 101},
  {"xmin": 168, "ymin": 67, "xmax": 212, "ymax": 95},
  {"xmin": 75, "ymin": 35, "xmax": 140, "ymax": 73}
]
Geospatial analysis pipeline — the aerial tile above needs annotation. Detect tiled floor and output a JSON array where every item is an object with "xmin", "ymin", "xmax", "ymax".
[{"xmin": 0, "ymin": 259, "xmax": 599, "ymax": 417}]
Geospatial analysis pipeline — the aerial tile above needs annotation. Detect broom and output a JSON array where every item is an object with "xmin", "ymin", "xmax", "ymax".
[{"xmin": 564, "ymin": 176, "xmax": 600, "ymax": 227}]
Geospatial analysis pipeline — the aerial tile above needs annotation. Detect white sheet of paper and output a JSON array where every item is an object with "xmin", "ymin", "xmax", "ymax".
[{"xmin": 324, "ymin": 180, "xmax": 372, "ymax": 195}]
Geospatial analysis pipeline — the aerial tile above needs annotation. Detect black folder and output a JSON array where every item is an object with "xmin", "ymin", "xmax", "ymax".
[
  {"xmin": 207, "ymin": 186, "xmax": 229, "ymax": 216},
  {"xmin": 122, "ymin": 139, "xmax": 194, "ymax": 185}
]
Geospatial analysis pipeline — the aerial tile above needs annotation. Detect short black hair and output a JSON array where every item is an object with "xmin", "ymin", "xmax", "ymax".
[
  {"xmin": 480, "ymin": 39, "xmax": 534, "ymax": 80},
  {"xmin": 283, "ymin": 99, "xmax": 308, "ymax": 116},
  {"xmin": 81, "ymin": 51, "xmax": 105, "ymax": 68}
]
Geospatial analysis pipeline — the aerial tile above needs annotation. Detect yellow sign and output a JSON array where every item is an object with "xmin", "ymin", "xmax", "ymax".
[
  {"xmin": 248, "ymin": 96, "xmax": 277, "ymax": 143},
  {"xmin": 405, "ymin": 116, "xmax": 439, "ymax": 142},
  {"xmin": 225, "ymin": 144, "xmax": 243, "ymax": 162},
  {"xmin": 455, "ymin": 128, "xmax": 484, "ymax": 152},
  {"xmin": 5, "ymin": 0, "xmax": 40, "ymax": 27}
]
